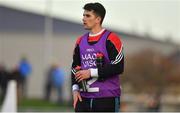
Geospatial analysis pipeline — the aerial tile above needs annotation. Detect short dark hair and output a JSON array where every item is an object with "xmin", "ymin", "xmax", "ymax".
[{"xmin": 83, "ymin": 2, "xmax": 106, "ymax": 24}]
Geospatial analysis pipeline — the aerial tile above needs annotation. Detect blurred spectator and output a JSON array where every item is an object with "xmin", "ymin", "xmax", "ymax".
[
  {"xmin": 44, "ymin": 63, "xmax": 65, "ymax": 103},
  {"xmin": 0, "ymin": 64, "xmax": 9, "ymax": 103},
  {"xmin": 120, "ymin": 102, "xmax": 127, "ymax": 112},
  {"xmin": 146, "ymin": 93, "xmax": 161, "ymax": 112},
  {"xmin": 18, "ymin": 56, "xmax": 32, "ymax": 98}
]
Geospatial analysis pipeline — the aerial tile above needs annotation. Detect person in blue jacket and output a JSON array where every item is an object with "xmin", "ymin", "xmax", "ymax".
[
  {"xmin": 45, "ymin": 63, "xmax": 65, "ymax": 103},
  {"xmin": 19, "ymin": 57, "xmax": 32, "ymax": 97}
]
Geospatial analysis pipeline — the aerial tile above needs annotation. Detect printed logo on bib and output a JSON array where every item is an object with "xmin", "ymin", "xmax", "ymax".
[
  {"xmin": 81, "ymin": 48, "xmax": 97, "ymax": 68},
  {"xmin": 81, "ymin": 53, "xmax": 97, "ymax": 68}
]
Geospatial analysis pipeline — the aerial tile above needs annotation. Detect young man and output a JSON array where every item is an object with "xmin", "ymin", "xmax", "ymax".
[{"xmin": 71, "ymin": 2, "xmax": 124, "ymax": 112}]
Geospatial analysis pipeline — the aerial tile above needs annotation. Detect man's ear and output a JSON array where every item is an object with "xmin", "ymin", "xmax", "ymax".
[{"xmin": 96, "ymin": 16, "xmax": 102, "ymax": 24}]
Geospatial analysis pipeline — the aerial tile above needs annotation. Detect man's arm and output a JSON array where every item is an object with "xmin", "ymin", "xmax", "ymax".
[
  {"xmin": 71, "ymin": 38, "xmax": 84, "ymax": 109},
  {"xmin": 71, "ymin": 42, "xmax": 81, "ymax": 91},
  {"xmin": 98, "ymin": 33, "xmax": 124, "ymax": 80}
]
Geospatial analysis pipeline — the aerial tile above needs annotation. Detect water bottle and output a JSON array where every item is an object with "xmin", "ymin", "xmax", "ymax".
[{"xmin": 75, "ymin": 66, "xmax": 87, "ymax": 92}]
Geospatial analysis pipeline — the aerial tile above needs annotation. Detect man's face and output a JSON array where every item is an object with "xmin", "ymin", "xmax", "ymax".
[{"xmin": 82, "ymin": 10, "xmax": 100, "ymax": 30}]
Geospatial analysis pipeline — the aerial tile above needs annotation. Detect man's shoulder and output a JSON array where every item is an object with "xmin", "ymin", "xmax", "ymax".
[
  {"xmin": 75, "ymin": 34, "xmax": 86, "ymax": 45},
  {"xmin": 106, "ymin": 31, "xmax": 123, "ymax": 52},
  {"xmin": 75, "ymin": 36, "xmax": 82, "ymax": 45},
  {"xmin": 107, "ymin": 31, "xmax": 122, "ymax": 43}
]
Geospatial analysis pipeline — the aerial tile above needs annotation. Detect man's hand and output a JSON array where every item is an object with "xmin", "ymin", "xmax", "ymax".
[
  {"xmin": 73, "ymin": 91, "xmax": 82, "ymax": 109},
  {"xmin": 75, "ymin": 70, "xmax": 91, "ymax": 82}
]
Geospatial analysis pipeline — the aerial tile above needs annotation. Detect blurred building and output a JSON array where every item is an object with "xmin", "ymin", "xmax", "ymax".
[{"xmin": 0, "ymin": 6, "xmax": 179, "ymax": 102}]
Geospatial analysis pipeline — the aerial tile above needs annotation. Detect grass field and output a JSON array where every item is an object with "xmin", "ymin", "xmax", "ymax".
[{"xmin": 1, "ymin": 98, "xmax": 74, "ymax": 112}]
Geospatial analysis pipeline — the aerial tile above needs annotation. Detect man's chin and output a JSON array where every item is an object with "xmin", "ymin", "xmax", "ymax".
[{"xmin": 84, "ymin": 27, "xmax": 91, "ymax": 30}]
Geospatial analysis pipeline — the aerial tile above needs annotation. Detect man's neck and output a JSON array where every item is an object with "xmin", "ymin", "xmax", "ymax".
[
  {"xmin": 89, "ymin": 28, "xmax": 105, "ymax": 37},
  {"xmin": 90, "ymin": 26, "xmax": 103, "ymax": 35}
]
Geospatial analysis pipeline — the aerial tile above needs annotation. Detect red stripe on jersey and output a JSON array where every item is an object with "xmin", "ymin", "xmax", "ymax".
[
  {"xmin": 76, "ymin": 30, "xmax": 106, "ymax": 45},
  {"xmin": 73, "ymin": 36, "xmax": 83, "ymax": 55},
  {"xmin": 107, "ymin": 33, "xmax": 122, "ymax": 53},
  {"xmin": 75, "ymin": 36, "xmax": 83, "ymax": 45},
  {"xmin": 88, "ymin": 30, "xmax": 106, "ymax": 42},
  {"xmin": 75, "ymin": 30, "xmax": 122, "ymax": 53}
]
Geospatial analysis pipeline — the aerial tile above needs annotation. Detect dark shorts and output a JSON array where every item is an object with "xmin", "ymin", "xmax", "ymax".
[{"xmin": 75, "ymin": 97, "xmax": 120, "ymax": 112}]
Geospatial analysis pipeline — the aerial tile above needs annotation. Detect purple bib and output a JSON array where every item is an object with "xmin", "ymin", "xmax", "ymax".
[{"xmin": 79, "ymin": 30, "xmax": 121, "ymax": 98}]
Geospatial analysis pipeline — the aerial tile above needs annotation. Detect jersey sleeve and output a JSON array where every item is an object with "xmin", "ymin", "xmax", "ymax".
[
  {"xmin": 71, "ymin": 37, "xmax": 82, "ymax": 91},
  {"xmin": 98, "ymin": 32, "xmax": 124, "ymax": 80}
]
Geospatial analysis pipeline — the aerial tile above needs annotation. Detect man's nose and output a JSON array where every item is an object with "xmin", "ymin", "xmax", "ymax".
[{"xmin": 82, "ymin": 17, "xmax": 86, "ymax": 22}]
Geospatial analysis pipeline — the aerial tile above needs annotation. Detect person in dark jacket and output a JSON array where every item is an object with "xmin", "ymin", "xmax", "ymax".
[{"xmin": 0, "ymin": 64, "xmax": 9, "ymax": 104}]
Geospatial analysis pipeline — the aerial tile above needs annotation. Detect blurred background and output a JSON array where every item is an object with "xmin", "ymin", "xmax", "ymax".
[{"xmin": 0, "ymin": 0, "xmax": 180, "ymax": 112}]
